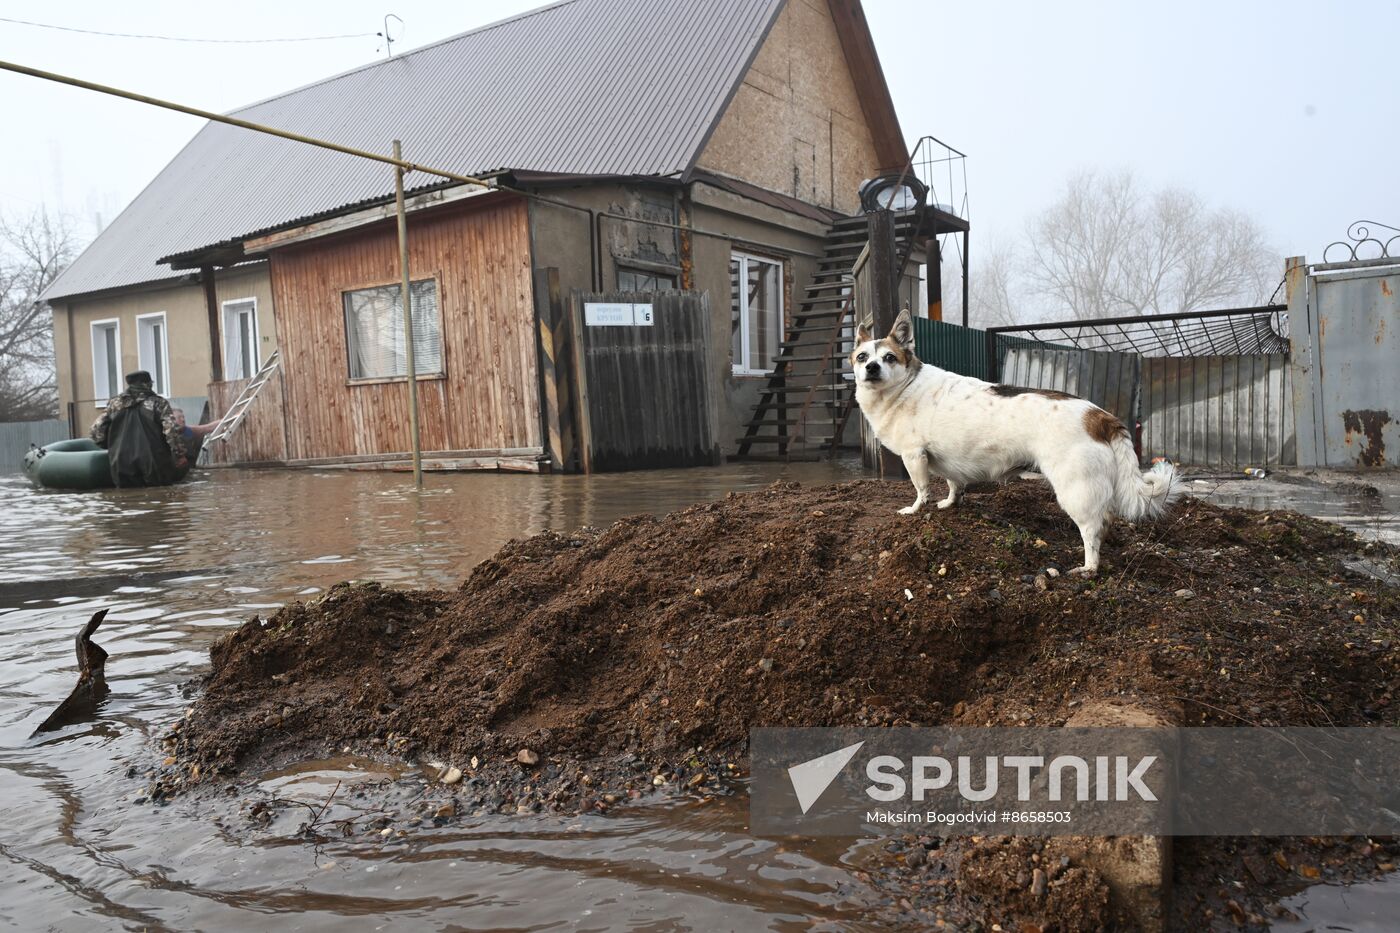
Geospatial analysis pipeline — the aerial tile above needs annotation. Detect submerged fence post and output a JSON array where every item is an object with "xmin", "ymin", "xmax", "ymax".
[{"xmin": 393, "ymin": 140, "xmax": 423, "ymax": 488}]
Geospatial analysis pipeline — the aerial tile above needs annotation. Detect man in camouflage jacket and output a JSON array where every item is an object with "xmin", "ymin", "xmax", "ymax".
[{"xmin": 90, "ymin": 371, "xmax": 188, "ymax": 487}]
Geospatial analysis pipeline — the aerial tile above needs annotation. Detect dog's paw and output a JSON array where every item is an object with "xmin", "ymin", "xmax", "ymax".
[
  {"xmin": 935, "ymin": 498, "xmax": 957, "ymax": 510},
  {"xmin": 1067, "ymin": 566, "xmax": 1098, "ymax": 577},
  {"xmin": 898, "ymin": 504, "xmax": 922, "ymax": 515}
]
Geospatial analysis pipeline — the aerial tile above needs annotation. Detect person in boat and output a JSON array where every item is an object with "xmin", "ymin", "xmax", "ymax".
[
  {"xmin": 171, "ymin": 408, "xmax": 216, "ymax": 465},
  {"xmin": 89, "ymin": 371, "xmax": 187, "ymax": 487}
]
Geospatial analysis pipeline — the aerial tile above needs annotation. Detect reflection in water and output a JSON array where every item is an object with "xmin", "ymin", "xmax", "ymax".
[
  {"xmin": 1273, "ymin": 873, "xmax": 1400, "ymax": 932},
  {"xmin": 0, "ymin": 460, "xmax": 880, "ymax": 930}
]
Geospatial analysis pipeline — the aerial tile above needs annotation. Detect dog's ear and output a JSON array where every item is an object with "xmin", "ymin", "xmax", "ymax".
[
  {"xmin": 855, "ymin": 317, "xmax": 873, "ymax": 345},
  {"xmin": 889, "ymin": 307, "xmax": 915, "ymax": 348}
]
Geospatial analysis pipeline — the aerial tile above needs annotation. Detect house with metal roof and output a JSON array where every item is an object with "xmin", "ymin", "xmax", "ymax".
[{"xmin": 46, "ymin": 0, "xmax": 965, "ymax": 471}]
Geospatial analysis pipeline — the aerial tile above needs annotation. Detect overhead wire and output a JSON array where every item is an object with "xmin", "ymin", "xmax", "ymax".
[{"xmin": 0, "ymin": 16, "xmax": 375, "ymax": 44}]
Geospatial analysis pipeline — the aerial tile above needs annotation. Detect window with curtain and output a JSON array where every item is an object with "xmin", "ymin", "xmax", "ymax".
[
  {"xmin": 343, "ymin": 279, "xmax": 442, "ymax": 380},
  {"xmin": 730, "ymin": 252, "xmax": 783, "ymax": 375}
]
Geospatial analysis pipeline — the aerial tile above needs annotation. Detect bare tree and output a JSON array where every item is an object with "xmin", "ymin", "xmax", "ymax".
[
  {"xmin": 0, "ymin": 210, "xmax": 77, "ymax": 422},
  {"xmin": 939, "ymin": 234, "xmax": 1031, "ymax": 330},
  {"xmin": 1025, "ymin": 171, "xmax": 1278, "ymax": 320}
]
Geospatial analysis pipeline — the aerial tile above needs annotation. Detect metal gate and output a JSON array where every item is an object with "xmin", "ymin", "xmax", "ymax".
[
  {"xmin": 1292, "ymin": 230, "xmax": 1400, "ymax": 468},
  {"xmin": 567, "ymin": 290, "xmax": 719, "ymax": 472}
]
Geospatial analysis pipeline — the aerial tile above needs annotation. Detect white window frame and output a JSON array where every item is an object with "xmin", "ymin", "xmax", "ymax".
[
  {"xmin": 90, "ymin": 318, "xmax": 121, "ymax": 406},
  {"xmin": 135, "ymin": 311, "xmax": 170, "ymax": 397},
  {"xmin": 730, "ymin": 250, "xmax": 785, "ymax": 376},
  {"xmin": 221, "ymin": 297, "xmax": 261, "ymax": 381},
  {"xmin": 342, "ymin": 277, "xmax": 446, "ymax": 383}
]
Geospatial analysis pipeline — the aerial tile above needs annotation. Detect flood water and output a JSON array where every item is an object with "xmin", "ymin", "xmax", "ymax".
[
  {"xmin": 1, "ymin": 461, "xmax": 1394, "ymax": 930},
  {"xmin": 1, "ymin": 460, "xmax": 888, "ymax": 931}
]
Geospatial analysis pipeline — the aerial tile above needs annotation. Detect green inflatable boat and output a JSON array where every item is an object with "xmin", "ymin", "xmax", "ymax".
[{"xmin": 23, "ymin": 438, "xmax": 114, "ymax": 490}]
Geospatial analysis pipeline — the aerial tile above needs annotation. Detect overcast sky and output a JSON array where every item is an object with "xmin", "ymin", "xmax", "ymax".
[{"xmin": 1, "ymin": 1, "xmax": 1396, "ymax": 263}]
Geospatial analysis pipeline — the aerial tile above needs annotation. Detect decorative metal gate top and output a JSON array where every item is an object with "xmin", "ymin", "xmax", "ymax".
[{"xmin": 1323, "ymin": 220, "xmax": 1400, "ymax": 264}]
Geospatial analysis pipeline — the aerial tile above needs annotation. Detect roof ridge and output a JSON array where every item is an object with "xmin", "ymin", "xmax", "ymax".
[{"xmin": 226, "ymin": 0, "xmax": 584, "ymax": 116}]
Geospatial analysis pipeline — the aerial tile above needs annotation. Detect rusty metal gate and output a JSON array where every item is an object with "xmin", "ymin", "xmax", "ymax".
[
  {"xmin": 566, "ymin": 290, "xmax": 719, "ymax": 472},
  {"xmin": 1292, "ymin": 225, "xmax": 1400, "ymax": 469}
]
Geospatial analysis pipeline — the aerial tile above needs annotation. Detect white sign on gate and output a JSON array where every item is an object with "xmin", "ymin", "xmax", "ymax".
[{"xmin": 584, "ymin": 302, "xmax": 654, "ymax": 326}]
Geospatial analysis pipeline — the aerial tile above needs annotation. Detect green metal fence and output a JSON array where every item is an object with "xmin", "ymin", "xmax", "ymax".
[{"xmin": 912, "ymin": 316, "xmax": 988, "ymax": 378}]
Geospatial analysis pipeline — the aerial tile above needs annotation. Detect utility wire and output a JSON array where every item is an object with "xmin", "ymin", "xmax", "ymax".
[{"xmin": 0, "ymin": 16, "xmax": 374, "ymax": 44}]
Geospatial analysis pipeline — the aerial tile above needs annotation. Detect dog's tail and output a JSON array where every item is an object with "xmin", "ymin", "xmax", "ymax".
[{"xmin": 1109, "ymin": 435, "xmax": 1180, "ymax": 522}]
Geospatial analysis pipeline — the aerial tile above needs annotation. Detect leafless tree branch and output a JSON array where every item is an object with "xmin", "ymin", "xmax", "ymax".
[
  {"xmin": 1024, "ymin": 170, "xmax": 1279, "ymax": 322},
  {"xmin": 0, "ymin": 209, "xmax": 79, "ymax": 421}
]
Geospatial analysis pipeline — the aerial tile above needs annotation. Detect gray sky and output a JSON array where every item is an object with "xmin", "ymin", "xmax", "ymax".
[{"xmin": 1, "ymin": 1, "xmax": 1396, "ymax": 262}]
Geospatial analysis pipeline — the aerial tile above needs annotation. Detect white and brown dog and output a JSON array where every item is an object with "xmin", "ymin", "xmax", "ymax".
[{"xmin": 852, "ymin": 309, "xmax": 1179, "ymax": 574}]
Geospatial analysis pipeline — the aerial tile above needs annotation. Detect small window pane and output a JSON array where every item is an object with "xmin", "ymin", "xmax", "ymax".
[
  {"xmin": 343, "ymin": 280, "xmax": 442, "ymax": 380},
  {"xmin": 93, "ymin": 323, "xmax": 120, "ymax": 400},
  {"xmin": 730, "ymin": 254, "xmax": 784, "ymax": 374},
  {"xmin": 223, "ymin": 301, "xmax": 259, "ymax": 380},
  {"xmin": 105, "ymin": 327, "xmax": 118, "ymax": 396},
  {"xmin": 138, "ymin": 317, "xmax": 168, "ymax": 395},
  {"xmin": 618, "ymin": 268, "xmax": 675, "ymax": 292}
]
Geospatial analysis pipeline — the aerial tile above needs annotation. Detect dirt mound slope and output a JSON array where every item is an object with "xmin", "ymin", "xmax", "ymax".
[{"xmin": 175, "ymin": 479, "xmax": 1398, "ymax": 778}]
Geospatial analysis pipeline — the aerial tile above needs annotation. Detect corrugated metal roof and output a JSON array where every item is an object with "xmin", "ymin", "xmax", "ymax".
[{"xmin": 44, "ymin": 0, "xmax": 785, "ymax": 302}]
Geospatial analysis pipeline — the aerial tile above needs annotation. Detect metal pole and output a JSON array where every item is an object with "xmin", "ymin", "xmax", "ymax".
[
  {"xmin": 0, "ymin": 60, "xmax": 493, "ymax": 191},
  {"xmin": 393, "ymin": 140, "xmax": 423, "ymax": 488},
  {"xmin": 961, "ymin": 230, "xmax": 970, "ymax": 328},
  {"xmin": 926, "ymin": 236, "xmax": 942, "ymax": 322}
]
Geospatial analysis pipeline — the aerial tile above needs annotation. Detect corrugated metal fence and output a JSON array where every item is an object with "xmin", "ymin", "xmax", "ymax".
[
  {"xmin": 1141, "ymin": 354, "xmax": 1294, "ymax": 469},
  {"xmin": 912, "ymin": 317, "xmax": 987, "ymax": 378},
  {"xmin": 0, "ymin": 419, "xmax": 69, "ymax": 472},
  {"xmin": 999, "ymin": 344, "xmax": 1140, "ymax": 426}
]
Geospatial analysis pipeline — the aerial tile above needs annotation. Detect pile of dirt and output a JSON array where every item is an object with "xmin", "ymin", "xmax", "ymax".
[
  {"xmin": 174, "ymin": 479, "xmax": 1398, "ymax": 779},
  {"xmin": 159, "ymin": 478, "xmax": 1399, "ymax": 931}
]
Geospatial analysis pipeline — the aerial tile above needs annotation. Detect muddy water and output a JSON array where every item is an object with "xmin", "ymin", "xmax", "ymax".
[
  {"xmin": 2, "ymin": 462, "xmax": 1396, "ymax": 929},
  {"xmin": 1193, "ymin": 475, "xmax": 1400, "ymax": 546},
  {"xmin": 0, "ymin": 461, "xmax": 891, "ymax": 931}
]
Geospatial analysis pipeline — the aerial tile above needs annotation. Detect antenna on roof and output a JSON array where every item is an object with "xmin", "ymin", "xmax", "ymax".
[{"xmin": 376, "ymin": 14, "xmax": 402, "ymax": 57}]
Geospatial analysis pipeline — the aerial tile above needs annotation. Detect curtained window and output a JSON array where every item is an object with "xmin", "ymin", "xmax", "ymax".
[{"xmin": 343, "ymin": 279, "xmax": 442, "ymax": 380}]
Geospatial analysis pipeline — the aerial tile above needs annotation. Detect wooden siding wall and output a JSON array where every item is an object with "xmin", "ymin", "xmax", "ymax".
[
  {"xmin": 206, "ymin": 373, "xmax": 289, "ymax": 464},
  {"xmin": 268, "ymin": 198, "xmax": 540, "ymax": 461}
]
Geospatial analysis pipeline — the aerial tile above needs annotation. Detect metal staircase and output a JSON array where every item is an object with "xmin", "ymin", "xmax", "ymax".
[
  {"xmin": 733, "ymin": 212, "xmax": 922, "ymax": 460},
  {"xmin": 197, "ymin": 349, "xmax": 280, "ymax": 464}
]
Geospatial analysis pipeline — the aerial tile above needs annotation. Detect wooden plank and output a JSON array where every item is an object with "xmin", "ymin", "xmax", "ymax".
[
  {"xmin": 244, "ymin": 185, "xmax": 497, "ymax": 252},
  {"xmin": 569, "ymin": 292, "xmax": 594, "ymax": 474},
  {"xmin": 533, "ymin": 267, "xmax": 577, "ymax": 472},
  {"xmin": 336, "ymin": 455, "xmax": 547, "ymax": 474}
]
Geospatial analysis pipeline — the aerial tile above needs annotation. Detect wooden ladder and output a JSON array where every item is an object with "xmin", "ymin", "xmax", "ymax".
[{"xmin": 198, "ymin": 349, "xmax": 281, "ymax": 462}]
